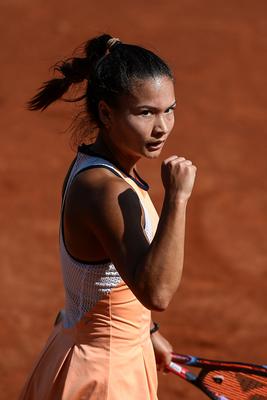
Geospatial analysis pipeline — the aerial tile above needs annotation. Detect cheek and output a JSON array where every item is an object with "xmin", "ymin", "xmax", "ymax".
[
  {"xmin": 171, "ymin": 119, "xmax": 175, "ymax": 132},
  {"xmin": 167, "ymin": 114, "xmax": 175, "ymax": 132},
  {"xmin": 125, "ymin": 116, "xmax": 152, "ymax": 137}
]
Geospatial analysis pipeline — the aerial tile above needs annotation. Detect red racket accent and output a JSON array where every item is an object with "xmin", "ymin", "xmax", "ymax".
[
  {"xmin": 167, "ymin": 353, "xmax": 267, "ymax": 400},
  {"xmin": 201, "ymin": 369, "xmax": 267, "ymax": 399}
]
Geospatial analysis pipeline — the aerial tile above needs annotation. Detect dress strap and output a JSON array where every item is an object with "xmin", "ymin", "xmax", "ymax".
[{"xmin": 78, "ymin": 144, "xmax": 149, "ymax": 191}]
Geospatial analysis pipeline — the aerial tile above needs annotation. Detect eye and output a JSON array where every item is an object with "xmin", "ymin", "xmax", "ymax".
[
  {"xmin": 141, "ymin": 110, "xmax": 153, "ymax": 116},
  {"xmin": 165, "ymin": 106, "xmax": 176, "ymax": 114}
]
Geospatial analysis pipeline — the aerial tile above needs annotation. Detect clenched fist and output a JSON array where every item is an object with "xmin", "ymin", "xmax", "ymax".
[{"xmin": 161, "ymin": 156, "xmax": 197, "ymax": 201}]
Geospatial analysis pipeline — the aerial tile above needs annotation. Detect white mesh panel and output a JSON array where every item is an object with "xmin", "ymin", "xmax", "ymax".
[{"xmin": 60, "ymin": 233, "xmax": 121, "ymax": 328}]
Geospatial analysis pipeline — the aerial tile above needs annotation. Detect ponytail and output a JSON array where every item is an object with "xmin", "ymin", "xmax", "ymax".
[
  {"xmin": 28, "ymin": 33, "xmax": 173, "ymax": 143},
  {"xmin": 27, "ymin": 77, "xmax": 72, "ymax": 111},
  {"xmin": 27, "ymin": 34, "xmax": 113, "ymax": 111}
]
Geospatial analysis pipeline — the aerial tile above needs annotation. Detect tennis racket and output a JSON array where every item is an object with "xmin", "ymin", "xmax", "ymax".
[{"xmin": 167, "ymin": 352, "xmax": 267, "ymax": 400}]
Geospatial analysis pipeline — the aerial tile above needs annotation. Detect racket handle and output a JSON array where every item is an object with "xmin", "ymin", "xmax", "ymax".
[
  {"xmin": 168, "ymin": 361, "xmax": 183, "ymax": 373},
  {"xmin": 168, "ymin": 362, "xmax": 196, "ymax": 381}
]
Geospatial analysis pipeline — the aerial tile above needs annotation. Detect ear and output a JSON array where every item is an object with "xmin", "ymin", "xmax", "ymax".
[{"xmin": 98, "ymin": 100, "xmax": 113, "ymax": 128}]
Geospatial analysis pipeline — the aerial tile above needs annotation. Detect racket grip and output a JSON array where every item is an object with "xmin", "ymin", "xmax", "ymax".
[
  {"xmin": 168, "ymin": 361, "xmax": 183, "ymax": 373},
  {"xmin": 168, "ymin": 362, "xmax": 196, "ymax": 381}
]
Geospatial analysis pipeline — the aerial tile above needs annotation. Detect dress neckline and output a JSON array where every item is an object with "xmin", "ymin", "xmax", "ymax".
[{"xmin": 78, "ymin": 143, "xmax": 149, "ymax": 191}]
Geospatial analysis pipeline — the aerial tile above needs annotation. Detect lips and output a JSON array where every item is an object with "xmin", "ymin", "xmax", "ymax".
[{"xmin": 146, "ymin": 141, "xmax": 165, "ymax": 150}]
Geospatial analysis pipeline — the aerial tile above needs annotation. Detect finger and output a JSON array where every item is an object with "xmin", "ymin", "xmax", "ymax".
[
  {"xmin": 175, "ymin": 157, "xmax": 186, "ymax": 163},
  {"xmin": 174, "ymin": 159, "xmax": 192, "ymax": 166},
  {"xmin": 163, "ymin": 155, "xmax": 179, "ymax": 164},
  {"xmin": 156, "ymin": 363, "xmax": 163, "ymax": 372},
  {"xmin": 163, "ymin": 155, "xmax": 185, "ymax": 165},
  {"xmin": 177, "ymin": 160, "xmax": 197, "ymax": 171},
  {"xmin": 183, "ymin": 160, "xmax": 192, "ymax": 166},
  {"xmin": 163, "ymin": 366, "xmax": 171, "ymax": 375}
]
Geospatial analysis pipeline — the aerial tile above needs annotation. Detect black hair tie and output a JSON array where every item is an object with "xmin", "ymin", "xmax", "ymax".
[{"xmin": 150, "ymin": 321, "xmax": 160, "ymax": 335}]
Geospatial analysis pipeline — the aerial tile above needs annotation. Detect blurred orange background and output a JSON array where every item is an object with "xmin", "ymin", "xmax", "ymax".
[{"xmin": 1, "ymin": 1, "xmax": 267, "ymax": 399}]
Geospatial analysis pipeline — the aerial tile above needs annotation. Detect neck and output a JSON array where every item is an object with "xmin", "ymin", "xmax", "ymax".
[{"xmin": 91, "ymin": 131, "xmax": 140, "ymax": 175}]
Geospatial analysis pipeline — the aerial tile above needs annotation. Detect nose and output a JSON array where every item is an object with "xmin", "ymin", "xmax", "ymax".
[{"xmin": 152, "ymin": 115, "xmax": 168, "ymax": 138}]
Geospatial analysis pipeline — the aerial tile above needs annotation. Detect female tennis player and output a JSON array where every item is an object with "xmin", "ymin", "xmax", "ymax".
[{"xmin": 19, "ymin": 34, "xmax": 196, "ymax": 400}]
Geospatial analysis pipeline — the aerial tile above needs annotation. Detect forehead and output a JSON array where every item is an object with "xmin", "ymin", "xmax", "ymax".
[{"xmin": 119, "ymin": 76, "xmax": 175, "ymax": 109}]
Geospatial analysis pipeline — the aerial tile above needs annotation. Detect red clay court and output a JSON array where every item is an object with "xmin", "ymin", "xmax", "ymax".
[{"xmin": 1, "ymin": 1, "xmax": 267, "ymax": 399}]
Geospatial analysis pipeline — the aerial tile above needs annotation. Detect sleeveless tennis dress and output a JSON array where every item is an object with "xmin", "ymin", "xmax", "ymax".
[{"xmin": 19, "ymin": 147, "xmax": 160, "ymax": 400}]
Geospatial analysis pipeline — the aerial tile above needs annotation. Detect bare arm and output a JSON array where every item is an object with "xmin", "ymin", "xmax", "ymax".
[
  {"xmin": 132, "ymin": 155, "xmax": 196, "ymax": 310},
  {"xmin": 134, "ymin": 193, "xmax": 187, "ymax": 310},
  {"xmin": 69, "ymin": 156, "xmax": 196, "ymax": 311}
]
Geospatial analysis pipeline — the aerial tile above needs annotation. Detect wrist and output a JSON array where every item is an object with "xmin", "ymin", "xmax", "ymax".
[
  {"xmin": 164, "ymin": 190, "xmax": 189, "ymax": 204},
  {"xmin": 163, "ymin": 194, "xmax": 188, "ymax": 213}
]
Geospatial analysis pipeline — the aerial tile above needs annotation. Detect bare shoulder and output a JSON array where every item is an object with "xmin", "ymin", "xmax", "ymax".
[
  {"xmin": 66, "ymin": 167, "xmax": 142, "ymax": 226},
  {"xmin": 71, "ymin": 167, "xmax": 136, "ymax": 204}
]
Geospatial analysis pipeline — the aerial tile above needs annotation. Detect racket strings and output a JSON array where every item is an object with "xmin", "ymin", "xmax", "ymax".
[{"xmin": 201, "ymin": 369, "xmax": 267, "ymax": 400}]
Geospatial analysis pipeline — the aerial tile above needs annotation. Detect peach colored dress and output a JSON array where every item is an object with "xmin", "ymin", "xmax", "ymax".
[{"xmin": 19, "ymin": 147, "xmax": 159, "ymax": 400}]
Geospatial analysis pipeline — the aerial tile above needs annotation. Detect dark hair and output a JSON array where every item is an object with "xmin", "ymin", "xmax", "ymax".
[{"xmin": 28, "ymin": 33, "xmax": 174, "ymax": 144}]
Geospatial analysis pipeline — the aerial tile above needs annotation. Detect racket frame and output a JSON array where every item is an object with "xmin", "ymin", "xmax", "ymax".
[{"xmin": 167, "ymin": 352, "xmax": 267, "ymax": 400}]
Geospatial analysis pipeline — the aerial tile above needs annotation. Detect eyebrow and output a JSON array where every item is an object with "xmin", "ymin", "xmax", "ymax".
[{"xmin": 137, "ymin": 101, "xmax": 177, "ymax": 110}]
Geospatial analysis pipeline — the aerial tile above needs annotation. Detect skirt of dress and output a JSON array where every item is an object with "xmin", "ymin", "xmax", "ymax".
[{"xmin": 18, "ymin": 283, "xmax": 158, "ymax": 400}]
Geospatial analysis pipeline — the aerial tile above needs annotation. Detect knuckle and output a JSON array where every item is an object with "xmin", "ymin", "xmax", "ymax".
[{"xmin": 163, "ymin": 156, "xmax": 178, "ymax": 166}]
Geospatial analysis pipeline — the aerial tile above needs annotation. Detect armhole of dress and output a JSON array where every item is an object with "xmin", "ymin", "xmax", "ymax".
[{"xmin": 60, "ymin": 163, "xmax": 147, "ymax": 264}]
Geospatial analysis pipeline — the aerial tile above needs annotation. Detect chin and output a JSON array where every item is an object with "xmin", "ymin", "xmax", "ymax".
[
  {"xmin": 146, "ymin": 153, "xmax": 161, "ymax": 159},
  {"xmin": 144, "ymin": 149, "xmax": 162, "ymax": 159}
]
